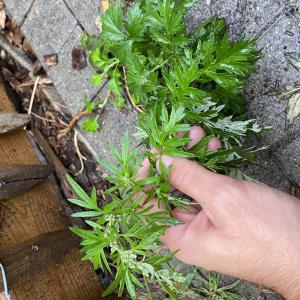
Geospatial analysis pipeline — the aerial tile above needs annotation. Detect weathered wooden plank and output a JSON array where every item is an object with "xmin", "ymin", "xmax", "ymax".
[
  {"xmin": 0, "ymin": 112, "xmax": 31, "ymax": 134},
  {"xmin": 0, "ymin": 230, "xmax": 80, "ymax": 290},
  {"xmin": 0, "ymin": 164, "xmax": 53, "ymax": 200},
  {"xmin": 30, "ymin": 129, "xmax": 86, "ymax": 227},
  {"xmin": 0, "ymin": 76, "xmax": 102, "ymax": 299}
]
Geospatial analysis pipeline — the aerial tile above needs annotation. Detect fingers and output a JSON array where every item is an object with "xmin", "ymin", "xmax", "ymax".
[
  {"xmin": 161, "ymin": 209, "xmax": 211, "ymax": 253},
  {"xmin": 136, "ymin": 125, "xmax": 224, "ymax": 219},
  {"xmin": 136, "ymin": 158, "xmax": 150, "ymax": 181},
  {"xmin": 187, "ymin": 126, "xmax": 205, "ymax": 149},
  {"xmin": 172, "ymin": 207, "xmax": 197, "ymax": 223},
  {"xmin": 180, "ymin": 125, "xmax": 222, "ymax": 150},
  {"xmin": 160, "ymin": 155, "xmax": 236, "ymax": 219},
  {"xmin": 207, "ymin": 137, "xmax": 222, "ymax": 150}
]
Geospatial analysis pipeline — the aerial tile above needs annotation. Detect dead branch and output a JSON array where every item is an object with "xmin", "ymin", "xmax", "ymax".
[
  {"xmin": 58, "ymin": 110, "xmax": 91, "ymax": 138},
  {"xmin": 0, "ymin": 33, "xmax": 34, "ymax": 74}
]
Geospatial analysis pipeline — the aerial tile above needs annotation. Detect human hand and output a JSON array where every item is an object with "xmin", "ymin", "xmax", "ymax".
[{"xmin": 138, "ymin": 126, "xmax": 300, "ymax": 299}]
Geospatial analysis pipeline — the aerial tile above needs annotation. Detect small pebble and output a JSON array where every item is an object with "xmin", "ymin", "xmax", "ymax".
[
  {"xmin": 0, "ymin": 49, "xmax": 6, "ymax": 60},
  {"xmin": 44, "ymin": 53, "xmax": 58, "ymax": 67}
]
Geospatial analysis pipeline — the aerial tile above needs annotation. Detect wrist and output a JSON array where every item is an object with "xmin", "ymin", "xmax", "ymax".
[
  {"xmin": 277, "ymin": 277, "xmax": 300, "ymax": 300},
  {"xmin": 272, "ymin": 250, "xmax": 300, "ymax": 299}
]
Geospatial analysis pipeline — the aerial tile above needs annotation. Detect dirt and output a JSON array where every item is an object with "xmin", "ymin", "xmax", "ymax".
[{"xmin": 0, "ymin": 13, "xmax": 109, "ymax": 206}]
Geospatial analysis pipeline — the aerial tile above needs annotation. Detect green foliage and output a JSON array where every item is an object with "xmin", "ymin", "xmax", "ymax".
[
  {"xmin": 81, "ymin": 0, "xmax": 264, "ymax": 174},
  {"xmin": 83, "ymin": 98, "xmax": 96, "ymax": 113},
  {"xmin": 67, "ymin": 152, "xmax": 187, "ymax": 300},
  {"xmin": 81, "ymin": 116, "xmax": 100, "ymax": 132},
  {"xmin": 191, "ymin": 270, "xmax": 241, "ymax": 300},
  {"xmin": 69, "ymin": 0, "xmax": 267, "ymax": 298}
]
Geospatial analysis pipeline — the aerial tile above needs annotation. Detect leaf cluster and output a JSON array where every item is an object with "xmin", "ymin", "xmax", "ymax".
[
  {"xmin": 81, "ymin": 0, "xmax": 265, "ymax": 172},
  {"xmin": 69, "ymin": 0, "xmax": 268, "ymax": 299},
  {"xmin": 67, "ymin": 147, "xmax": 188, "ymax": 299}
]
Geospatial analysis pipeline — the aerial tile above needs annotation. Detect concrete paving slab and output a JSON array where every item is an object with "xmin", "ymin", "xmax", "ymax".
[
  {"xmin": 187, "ymin": 0, "xmax": 300, "ymax": 146},
  {"xmin": 79, "ymin": 100, "xmax": 139, "ymax": 165},
  {"xmin": 65, "ymin": 0, "xmax": 101, "ymax": 34},
  {"xmin": 276, "ymin": 136, "xmax": 300, "ymax": 186},
  {"xmin": 245, "ymin": 15, "xmax": 300, "ymax": 145},
  {"xmin": 4, "ymin": 0, "xmax": 33, "ymax": 24},
  {"xmin": 22, "ymin": 0, "xmax": 77, "ymax": 57},
  {"xmin": 185, "ymin": 0, "xmax": 283, "ymax": 38},
  {"xmin": 47, "ymin": 25, "xmax": 99, "ymax": 115},
  {"xmin": 241, "ymin": 136, "xmax": 291, "ymax": 192}
]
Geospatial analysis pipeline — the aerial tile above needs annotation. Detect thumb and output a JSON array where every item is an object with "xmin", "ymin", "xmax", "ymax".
[{"xmin": 161, "ymin": 155, "xmax": 237, "ymax": 223}]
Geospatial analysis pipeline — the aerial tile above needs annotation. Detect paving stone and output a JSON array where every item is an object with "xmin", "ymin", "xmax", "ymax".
[
  {"xmin": 79, "ymin": 100, "xmax": 139, "ymax": 165},
  {"xmin": 65, "ymin": 0, "xmax": 101, "ymax": 34},
  {"xmin": 185, "ymin": 0, "xmax": 283, "ymax": 38},
  {"xmin": 242, "ymin": 135, "xmax": 291, "ymax": 191},
  {"xmin": 275, "ymin": 136, "xmax": 300, "ymax": 186},
  {"xmin": 187, "ymin": 0, "xmax": 300, "ymax": 190},
  {"xmin": 245, "ymin": 15, "xmax": 300, "ymax": 145},
  {"xmin": 242, "ymin": 150, "xmax": 291, "ymax": 192},
  {"xmin": 4, "ymin": 0, "xmax": 33, "ymax": 24},
  {"xmin": 188, "ymin": 0, "xmax": 300, "ymax": 146},
  {"xmin": 47, "ymin": 25, "xmax": 99, "ymax": 115},
  {"xmin": 22, "ymin": 0, "xmax": 77, "ymax": 57}
]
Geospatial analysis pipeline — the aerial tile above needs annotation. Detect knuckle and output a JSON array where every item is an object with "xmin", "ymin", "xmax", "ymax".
[
  {"xmin": 210, "ymin": 178, "xmax": 246, "ymax": 220},
  {"xmin": 170, "ymin": 160, "xmax": 194, "ymax": 189}
]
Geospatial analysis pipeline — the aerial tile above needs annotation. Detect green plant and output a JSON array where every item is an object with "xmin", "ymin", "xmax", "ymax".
[
  {"xmin": 68, "ymin": 0, "xmax": 267, "ymax": 299},
  {"xmin": 192, "ymin": 270, "xmax": 241, "ymax": 299}
]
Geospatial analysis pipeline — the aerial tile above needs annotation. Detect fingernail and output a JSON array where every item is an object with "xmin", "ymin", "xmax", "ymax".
[
  {"xmin": 207, "ymin": 138, "xmax": 222, "ymax": 150},
  {"xmin": 189, "ymin": 126, "xmax": 205, "ymax": 140},
  {"xmin": 161, "ymin": 155, "xmax": 173, "ymax": 166}
]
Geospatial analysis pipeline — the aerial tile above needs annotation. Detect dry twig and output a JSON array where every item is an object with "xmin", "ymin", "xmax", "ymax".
[
  {"xmin": 278, "ymin": 85, "xmax": 300, "ymax": 100},
  {"xmin": 73, "ymin": 131, "xmax": 87, "ymax": 176},
  {"xmin": 58, "ymin": 110, "xmax": 91, "ymax": 138},
  {"xmin": 122, "ymin": 66, "xmax": 145, "ymax": 113},
  {"xmin": 27, "ymin": 76, "xmax": 40, "ymax": 116}
]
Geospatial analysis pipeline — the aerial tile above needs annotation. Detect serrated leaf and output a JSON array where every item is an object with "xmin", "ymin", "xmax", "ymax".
[
  {"xmin": 91, "ymin": 73, "xmax": 104, "ymax": 86},
  {"xmin": 125, "ymin": 3, "xmax": 145, "ymax": 41},
  {"xmin": 101, "ymin": 0, "xmax": 126, "ymax": 41},
  {"xmin": 81, "ymin": 117, "xmax": 100, "ymax": 132}
]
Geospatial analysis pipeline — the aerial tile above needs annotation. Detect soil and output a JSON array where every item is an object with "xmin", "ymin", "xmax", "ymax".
[{"xmin": 0, "ymin": 12, "xmax": 110, "ymax": 199}]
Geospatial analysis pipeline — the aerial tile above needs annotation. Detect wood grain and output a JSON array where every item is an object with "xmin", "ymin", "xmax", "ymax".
[
  {"xmin": 0, "ymin": 164, "xmax": 53, "ymax": 200},
  {"xmin": 0, "ymin": 230, "xmax": 80, "ymax": 289},
  {"xmin": 0, "ymin": 78, "xmax": 102, "ymax": 299},
  {"xmin": 0, "ymin": 112, "xmax": 31, "ymax": 134}
]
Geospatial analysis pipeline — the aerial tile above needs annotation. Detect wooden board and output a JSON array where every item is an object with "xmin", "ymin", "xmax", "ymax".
[{"xmin": 0, "ymin": 79, "xmax": 102, "ymax": 299}]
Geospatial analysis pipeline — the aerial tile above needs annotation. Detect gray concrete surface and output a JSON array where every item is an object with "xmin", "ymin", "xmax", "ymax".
[
  {"xmin": 4, "ymin": 0, "xmax": 33, "ymax": 24},
  {"xmin": 46, "ymin": 25, "xmax": 99, "ymax": 114},
  {"xmin": 22, "ymin": 0, "xmax": 77, "ymax": 56},
  {"xmin": 65, "ymin": 0, "xmax": 101, "ymax": 34},
  {"xmin": 2, "ymin": 0, "xmax": 300, "ymax": 298},
  {"xmin": 186, "ymin": 0, "xmax": 300, "ymax": 188},
  {"xmin": 276, "ymin": 136, "xmax": 300, "ymax": 186}
]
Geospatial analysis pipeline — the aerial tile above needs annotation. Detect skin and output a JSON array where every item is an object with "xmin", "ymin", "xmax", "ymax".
[{"xmin": 138, "ymin": 126, "xmax": 300, "ymax": 299}]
